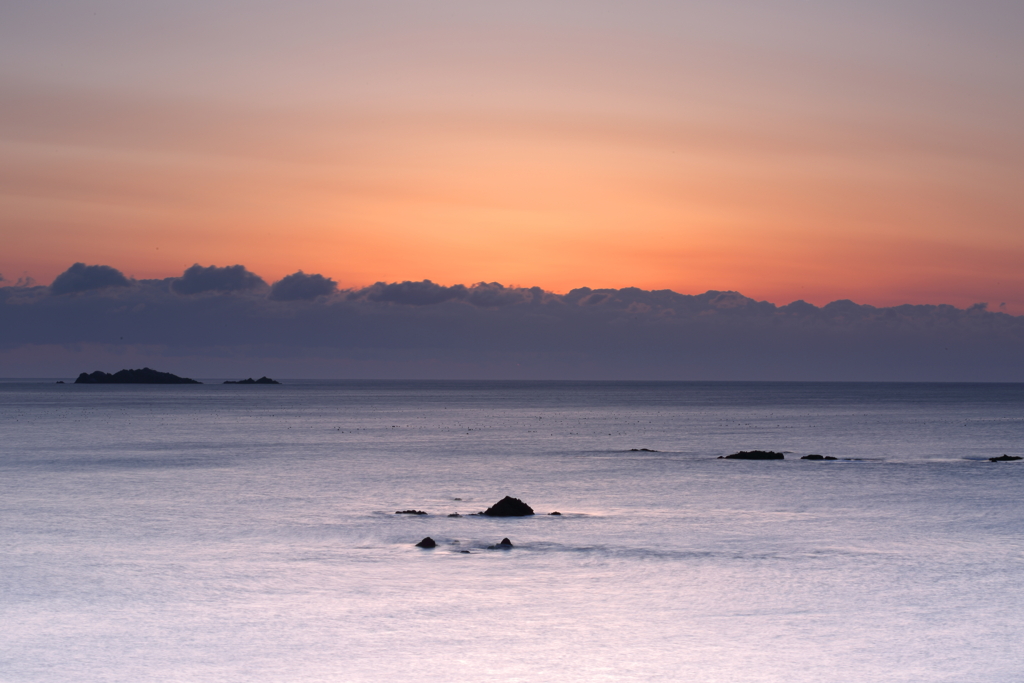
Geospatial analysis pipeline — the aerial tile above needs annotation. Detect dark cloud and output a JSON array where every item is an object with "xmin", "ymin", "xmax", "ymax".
[
  {"xmin": 4, "ymin": 272, "xmax": 1024, "ymax": 380},
  {"xmin": 356, "ymin": 280, "xmax": 467, "ymax": 306},
  {"xmin": 50, "ymin": 263, "xmax": 130, "ymax": 295},
  {"xmin": 171, "ymin": 264, "xmax": 266, "ymax": 295},
  {"xmin": 351, "ymin": 280, "xmax": 531, "ymax": 307},
  {"xmin": 268, "ymin": 271, "xmax": 337, "ymax": 301}
]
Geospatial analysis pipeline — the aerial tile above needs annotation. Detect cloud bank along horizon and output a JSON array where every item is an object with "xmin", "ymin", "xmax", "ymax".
[
  {"xmin": 2, "ymin": 1, "xmax": 1023, "ymax": 313},
  {"xmin": 2, "ymin": 262, "xmax": 1022, "ymax": 381}
]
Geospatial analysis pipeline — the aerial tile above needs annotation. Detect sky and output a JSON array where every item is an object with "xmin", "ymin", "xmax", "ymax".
[{"xmin": 2, "ymin": 2, "xmax": 1023, "ymax": 378}]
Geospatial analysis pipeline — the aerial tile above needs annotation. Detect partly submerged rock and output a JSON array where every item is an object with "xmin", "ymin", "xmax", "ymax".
[
  {"xmin": 990, "ymin": 455, "xmax": 1022, "ymax": 462},
  {"xmin": 415, "ymin": 537, "xmax": 436, "ymax": 548},
  {"xmin": 224, "ymin": 376, "xmax": 280, "ymax": 384},
  {"xmin": 488, "ymin": 537, "xmax": 514, "ymax": 549},
  {"xmin": 548, "ymin": 511, "xmax": 562, "ymax": 516},
  {"xmin": 719, "ymin": 450, "xmax": 785, "ymax": 460},
  {"xmin": 447, "ymin": 513, "xmax": 462, "ymax": 518},
  {"xmin": 74, "ymin": 368, "xmax": 201, "ymax": 384},
  {"xmin": 482, "ymin": 496, "xmax": 534, "ymax": 517},
  {"xmin": 396, "ymin": 509, "xmax": 427, "ymax": 515},
  {"xmin": 801, "ymin": 454, "xmax": 837, "ymax": 460},
  {"xmin": 630, "ymin": 448, "xmax": 659, "ymax": 452}
]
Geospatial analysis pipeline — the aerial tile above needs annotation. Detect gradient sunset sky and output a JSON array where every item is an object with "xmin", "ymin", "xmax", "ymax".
[{"xmin": 3, "ymin": 1, "xmax": 1023, "ymax": 311}]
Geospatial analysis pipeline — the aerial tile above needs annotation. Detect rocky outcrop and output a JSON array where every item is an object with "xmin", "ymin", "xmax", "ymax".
[
  {"xmin": 415, "ymin": 537, "xmax": 436, "ymax": 548},
  {"xmin": 630, "ymin": 448, "xmax": 658, "ymax": 452},
  {"xmin": 396, "ymin": 509, "xmax": 427, "ymax": 515},
  {"xmin": 488, "ymin": 537, "xmax": 514, "ymax": 549},
  {"xmin": 719, "ymin": 450, "xmax": 785, "ymax": 460},
  {"xmin": 989, "ymin": 455, "xmax": 1022, "ymax": 462},
  {"xmin": 482, "ymin": 496, "xmax": 535, "ymax": 516},
  {"xmin": 801, "ymin": 454, "xmax": 837, "ymax": 460},
  {"xmin": 548, "ymin": 511, "xmax": 562, "ymax": 515},
  {"xmin": 224, "ymin": 377, "xmax": 280, "ymax": 384},
  {"xmin": 74, "ymin": 368, "xmax": 201, "ymax": 384}
]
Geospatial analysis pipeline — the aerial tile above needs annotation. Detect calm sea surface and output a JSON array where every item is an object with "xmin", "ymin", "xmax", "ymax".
[{"xmin": 1, "ymin": 381, "xmax": 1023, "ymax": 682}]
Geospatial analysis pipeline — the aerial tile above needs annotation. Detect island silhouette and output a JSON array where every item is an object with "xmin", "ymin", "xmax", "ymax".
[{"xmin": 74, "ymin": 368, "xmax": 201, "ymax": 384}]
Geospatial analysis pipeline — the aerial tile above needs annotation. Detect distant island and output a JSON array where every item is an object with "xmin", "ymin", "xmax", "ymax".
[
  {"xmin": 224, "ymin": 377, "xmax": 281, "ymax": 384},
  {"xmin": 74, "ymin": 368, "xmax": 202, "ymax": 384}
]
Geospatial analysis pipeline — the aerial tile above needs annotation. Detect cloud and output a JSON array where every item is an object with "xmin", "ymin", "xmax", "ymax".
[
  {"xmin": 356, "ymin": 280, "xmax": 467, "ymax": 306},
  {"xmin": 4, "ymin": 271, "xmax": 1024, "ymax": 380},
  {"xmin": 351, "ymin": 280, "xmax": 532, "ymax": 307},
  {"xmin": 171, "ymin": 264, "xmax": 266, "ymax": 295},
  {"xmin": 268, "ymin": 271, "xmax": 337, "ymax": 301},
  {"xmin": 50, "ymin": 263, "xmax": 130, "ymax": 295}
]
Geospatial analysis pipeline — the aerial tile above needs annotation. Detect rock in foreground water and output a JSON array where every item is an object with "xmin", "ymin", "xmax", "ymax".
[
  {"xmin": 990, "ymin": 455, "xmax": 1022, "ymax": 462},
  {"xmin": 482, "ymin": 496, "xmax": 534, "ymax": 516},
  {"xmin": 719, "ymin": 450, "xmax": 785, "ymax": 460},
  {"xmin": 415, "ymin": 537, "xmax": 436, "ymax": 548}
]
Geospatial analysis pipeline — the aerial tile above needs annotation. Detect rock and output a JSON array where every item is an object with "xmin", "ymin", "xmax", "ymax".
[
  {"xmin": 460, "ymin": 550, "xmax": 471, "ymax": 553},
  {"xmin": 447, "ymin": 513, "xmax": 462, "ymax": 517},
  {"xmin": 224, "ymin": 376, "xmax": 281, "ymax": 384},
  {"xmin": 719, "ymin": 450, "xmax": 785, "ymax": 460},
  {"xmin": 548, "ymin": 511, "xmax": 562, "ymax": 515},
  {"xmin": 801, "ymin": 454, "xmax": 837, "ymax": 460},
  {"xmin": 396, "ymin": 509, "xmax": 427, "ymax": 515},
  {"xmin": 415, "ymin": 537, "xmax": 436, "ymax": 548},
  {"xmin": 489, "ymin": 537, "xmax": 514, "ymax": 549},
  {"xmin": 74, "ymin": 368, "xmax": 202, "ymax": 384},
  {"xmin": 482, "ymin": 496, "xmax": 534, "ymax": 516},
  {"xmin": 630, "ymin": 448, "xmax": 659, "ymax": 452},
  {"xmin": 989, "ymin": 455, "xmax": 1022, "ymax": 462}
]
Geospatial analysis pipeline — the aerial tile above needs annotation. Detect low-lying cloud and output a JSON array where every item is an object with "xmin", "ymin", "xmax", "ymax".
[
  {"xmin": 3, "ymin": 262, "xmax": 1023, "ymax": 380},
  {"xmin": 268, "ymin": 271, "xmax": 337, "ymax": 301},
  {"xmin": 172, "ymin": 264, "xmax": 266, "ymax": 295},
  {"xmin": 50, "ymin": 263, "xmax": 130, "ymax": 295}
]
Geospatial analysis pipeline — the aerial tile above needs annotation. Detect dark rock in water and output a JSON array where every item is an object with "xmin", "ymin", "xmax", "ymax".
[
  {"xmin": 630, "ymin": 448, "xmax": 659, "ymax": 452},
  {"xmin": 447, "ymin": 513, "xmax": 462, "ymax": 518},
  {"xmin": 460, "ymin": 550, "xmax": 471, "ymax": 553},
  {"xmin": 499, "ymin": 537, "xmax": 513, "ymax": 546},
  {"xmin": 990, "ymin": 455, "xmax": 1022, "ymax": 462},
  {"xmin": 719, "ymin": 450, "xmax": 785, "ymax": 460},
  {"xmin": 55, "ymin": 381, "xmax": 64, "ymax": 384},
  {"xmin": 488, "ymin": 537, "xmax": 514, "ymax": 549},
  {"xmin": 482, "ymin": 496, "xmax": 534, "ymax": 517},
  {"xmin": 396, "ymin": 509, "xmax": 427, "ymax": 515},
  {"xmin": 224, "ymin": 376, "xmax": 281, "ymax": 384},
  {"xmin": 74, "ymin": 368, "xmax": 201, "ymax": 384},
  {"xmin": 801, "ymin": 454, "xmax": 837, "ymax": 460},
  {"xmin": 415, "ymin": 537, "xmax": 436, "ymax": 548},
  {"xmin": 548, "ymin": 511, "xmax": 562, "ymax": 515}
]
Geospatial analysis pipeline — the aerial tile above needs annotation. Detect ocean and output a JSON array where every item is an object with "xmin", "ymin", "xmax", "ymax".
[{"xmin": 1, "ymin": 380, "xmax": 1022, "ymax": 682}]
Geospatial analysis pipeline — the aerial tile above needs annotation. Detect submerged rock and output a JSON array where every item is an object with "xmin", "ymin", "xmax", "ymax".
[
  {"xmin": 630, "ymin": 448, "xmax": 659, "ymax": 452},
  {"xmin": 447, "ymin": 513, "xmax": 462, "ymax": 518},
  {"xmin": 489, "ymin": 537, "xmax": 514, "ymax": 549},
  {"xmin": 990, "ymin": 455, "xmax": 1022, "ymax": 462},
  {"xmin": 801, "ymin": 454, "xmax": 837, "ymax": 460},
  {"xmin": 482, "ymin": 496, "xmax": 534, "ymax": 517},
  {"xmin": 718, "ymin": 450, "xmax": 785, "ymax": 460},
  {"xmin": 396, "ymin": 509, "xmax": 427, "ymax": 515},
  {"xmin": 415, "ymin": 537, "xmax": 436, "ymax": 548},
  {"xmin": 548, "ymin": 511, "xmax": 562, "ymax": 516}
]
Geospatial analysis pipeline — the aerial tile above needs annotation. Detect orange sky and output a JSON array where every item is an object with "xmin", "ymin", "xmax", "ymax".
[{"xmin": 2, "ymin": 1, "xmax": 1023, "ymax": 312}]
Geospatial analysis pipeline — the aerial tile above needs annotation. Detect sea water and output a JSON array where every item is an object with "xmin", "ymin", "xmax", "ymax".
[{"xmin": 1, "ymin": 381, "xmax": 1022, "ymax": 682}]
